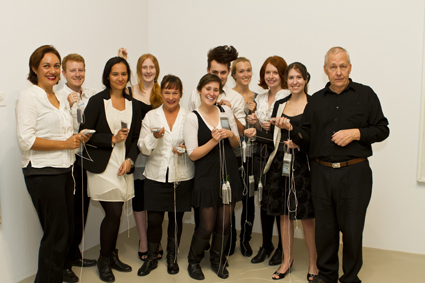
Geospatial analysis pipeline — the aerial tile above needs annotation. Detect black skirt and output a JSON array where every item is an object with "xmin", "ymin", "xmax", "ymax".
[{"xmin": 144, "ymin": 178, "xmax": 194, "ymax": 212}]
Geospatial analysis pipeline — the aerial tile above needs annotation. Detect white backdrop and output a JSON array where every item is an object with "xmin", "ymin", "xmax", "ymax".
[{"xmin": 0, "ymin": 0, "xmax": 424, "ymax": 282}]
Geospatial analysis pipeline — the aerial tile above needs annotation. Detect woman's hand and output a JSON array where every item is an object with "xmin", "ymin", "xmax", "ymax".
[
  {"xmin": 211, "ymin": 128, "xmax": 221, "ymax": 143},
  {"xmin": 218, "ymin": 128, "xmax": 234, "ymax": 139},
  {"xmin": 261, "ymin": 120, "xmax": 271, "ymax": 131},
  {"xmin": 78, "ymin": 130, "xmax": 92, "ymax": 143},
  {"xmin": 117, "ymin": 159, "xmax": 131, "ymax": 176},
  {"xmin": 247, "ymin": 113, "xmax": 258, "ymax": 125},
  {"xmin": 112, "ymin": 128, "xmax": 129, "ymax": 144},
  {"xmin": 65, "ymin": 134, "xmax": 81, "ymax": 149},
  {"xmin": 118, "ymin": 48, "xmax": 128, "ymax": 60},
  {"xmin": 247, "ymin": 101, "xmax": 256, "ymax": 112},
  {"xmin": 67, "ymin": 91, "xmax": 79, "ymax": 107},
  {"xmin": 217, "ymin": 99, "xmax": 232, "ymax": 108},
  {"xmin": 284, "ymin": 139, "xmax": 299, "ymax": 149},
  {"xmin": 153, "ymin": 127, "xmax": 165, "ymax": 139},
  {"xmin": 173, "ymin": 144, "xmax": 186, "ymax": 156},
  {"xmin": 244, "ymin": 128, "xmax": 257, "ymax": 138},
  {"xmin": 272, "ymin": 117, "xmax": 293, "ymax": 131}
]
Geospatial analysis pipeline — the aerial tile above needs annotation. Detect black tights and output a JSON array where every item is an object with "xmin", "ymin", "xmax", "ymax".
[
  {"xmin": 100, "ymin": 201, "xmax": 123, "ymax": 257},
  {"xmin": 261, "ymin": 209, "xmax": 282, "ymax": 250},
  {"xmin": 195, "ymin": 204, "xmax": 235, "ymax": 240},
  {"xmin": 147, "ymin": 211, "xmax": 184, "ymax": 243}
]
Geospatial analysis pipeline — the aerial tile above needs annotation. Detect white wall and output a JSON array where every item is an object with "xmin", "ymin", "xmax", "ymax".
[
  {"xmin": 0, "ymin": 1, "xmax": 149, "ymax": 282},
  {"xmin": 1, "ymin": 0, "xmax": 424, "ymax": 282}
]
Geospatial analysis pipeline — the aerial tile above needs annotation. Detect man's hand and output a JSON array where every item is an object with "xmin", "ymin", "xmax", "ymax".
[{"xmin": 331, "ymin": 129, "xmax": 360, "ymax": 147}]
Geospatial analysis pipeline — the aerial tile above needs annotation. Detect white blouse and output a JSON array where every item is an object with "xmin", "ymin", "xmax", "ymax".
[
  {"xmin": 184, "ymin": 105, "xmax": 240, "ymax": 156},
  {"xmin": 16, "ymin": 85, "xmax": 75, "ymax": 168},
  {"xmin": 138, "ymin": 105, "xmax": 195, "ymax": 183},
  {"xmin": 255, "ymin": 89, "xmax": 291, "ymax": 123}
]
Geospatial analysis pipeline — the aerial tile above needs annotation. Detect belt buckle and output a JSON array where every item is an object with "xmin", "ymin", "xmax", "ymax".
[{"xmin": 332, "ymin": 162, "xmax": 341, "ymax": 168}]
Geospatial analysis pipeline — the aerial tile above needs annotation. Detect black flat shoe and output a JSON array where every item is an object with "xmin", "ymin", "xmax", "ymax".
[
  {"xmin": 240, "ymin": 241, "xmax": 253, "ymax": 257},
  {"xmin": 251, "ymin": 244, "xmax": 274, "ymax": 264},
  {"xmin": 272, "ymin": 261, "xmax": 293, "ymax": 280},
  {"xmin": 71, "ymin": 258, "xmax": 97, "ymax": 267},
  {"xmin": 110, "ymin": 249, "xmax": 132, "ymax": 272},
  {"xmin": 269, "ymin": 248, "xmax": 283, "ymax": 266},
  {"xmin": 63, "ymin": 269, "xmax": 79, "ymax": 283}
]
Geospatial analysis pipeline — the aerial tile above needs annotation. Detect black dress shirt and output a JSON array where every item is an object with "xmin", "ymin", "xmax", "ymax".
[{"xmin": 291, "ymin": 80, "xmax": 389, "ymax": 162}]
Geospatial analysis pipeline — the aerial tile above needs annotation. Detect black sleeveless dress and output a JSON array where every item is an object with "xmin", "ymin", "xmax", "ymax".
[
  {"xmin": 192, "ymin": 108, "xmax": 243, "ymax": 207},
  {"xmin": 262, "ymin": 113, "xmax": 314, "ymax": 220}
]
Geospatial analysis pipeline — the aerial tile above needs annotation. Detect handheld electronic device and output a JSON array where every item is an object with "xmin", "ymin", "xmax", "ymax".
[
  {"xmin": 220, "ymin": 115, "xmax": 230, "ymax": 130},
  {"xmin": 151, "ymin": 127, "xmax": 161, "ymax": 133},
  {"xmin": 121, "ymin": 121, "xmax": 127, "ymax": 129},
  {"xmin": 81, "ymin": 129, "xmax": 96, "ymax": 135},
  {"xmin": 282, "ymin": 152, "xmax": 292, "ymax": 177},
  {"xmin": 176, "ymin": 146, "xmax": 186, "ymax": 153}
]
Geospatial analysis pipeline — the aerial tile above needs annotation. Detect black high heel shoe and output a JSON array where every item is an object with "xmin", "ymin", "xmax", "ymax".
[
  {"xmin": 307, "ymin": 273, "xmax": 318, "ymax": 282},
  {"xmin": 138, "ymin": 240, "xmax": 147, "ymax": 261},
  {"xmin": 272, "ymin": 260, "xmax": 294, "ymax": 280}
]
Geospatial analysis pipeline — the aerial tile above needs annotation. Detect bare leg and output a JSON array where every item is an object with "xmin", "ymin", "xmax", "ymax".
[
  {"xmin": 134, "ymin": 211, "xmax": 148, "ymax": 259},
  {"xmin": 302, "ymin": 218, "xmax": 319, "ymax": 278},
  {"xmin": 272, "ymin": 215, "xmax": 294, "ymax": 278}
]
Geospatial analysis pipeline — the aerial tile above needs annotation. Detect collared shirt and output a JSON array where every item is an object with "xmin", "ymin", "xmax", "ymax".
[
  {"xmin": 16, "ymin": 85, "xmax": 75, "ymax": 168},
  {"xmin": 138, "ymin": 105, "xmax": 195, "ymax": 183},
  {"xmin": 255, "ymin": 89, "xmax": 291, "ymax": 123},
  {"xmin": 291, "ymin": 80, "xmax": 389, "ymax": 162},
  {"xmin": 56, "ymin": 84, "xmax": 100, "ymax": 133},
  {"xmin": 188, "ymin": 85, "xmax": 246, "ymax": 126}
]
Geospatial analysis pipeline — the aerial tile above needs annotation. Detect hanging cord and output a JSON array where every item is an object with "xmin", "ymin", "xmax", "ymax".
[
  {"xmin": 255, "ymin": 143, "xmax": 268, "ymax": 207},
  {"xmin": 172, "ymin": 142, "xmax": 183, "ymax": 262}
]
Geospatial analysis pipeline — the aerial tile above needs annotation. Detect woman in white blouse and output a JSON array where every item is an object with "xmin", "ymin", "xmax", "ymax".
[
  {"xmin": 248, "ymin": 56, "xmax": 290, "ymax": 266},
  {"xmin": 136, "ymin": 75, "xmax": 194, "ymax": 277},
  {"xmin": 184, "ymin": 74, "xmax": 243, "ymax": 280},
  {"xmin": 15, "ymin": 45, "xmax": 87, "ymax": 283}
]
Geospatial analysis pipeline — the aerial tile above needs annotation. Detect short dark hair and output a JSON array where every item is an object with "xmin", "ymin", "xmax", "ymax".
[
  {"xmin": 28, "ymin": 45, "xmax": 61, "ymax": 85},
  {"xmin": 102, "ymin": 57, "xmax": 131, "ymax": 90},
  {"xmin": 207, "ymin": 45, "xmax": 238, "ymax": 70},
  {"xmin": 258, "ymin": 56, "xmax": 288, "ymax": 90},
  {"xmin": 160, "ymin": 74, "xmax": 183, "ymax": 96},
  {"xmin": 196, "ymin": 73, "xmax": 223, "ymax": 94},
  {"xmin": 284, "ymin": 62, "xmax": 310, "ymax": 94}
]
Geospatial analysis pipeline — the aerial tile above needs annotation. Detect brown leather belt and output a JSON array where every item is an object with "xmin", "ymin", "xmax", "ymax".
[{"xmin": 315, "ymin": 158, "xmax": 366, "ymax": 169}]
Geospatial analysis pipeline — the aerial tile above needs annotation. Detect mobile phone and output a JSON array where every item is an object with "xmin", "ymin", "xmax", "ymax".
[
  {"xmin": 151, "ymin": 127, "xmax": 161, "ymax": 133},
  {"xmin": 220, "ymin": 115, "xmax": 230, "ymax": 130},
  {"xmin": 121, "ymin": 121, "xmax": 127, "ymax": 129}
]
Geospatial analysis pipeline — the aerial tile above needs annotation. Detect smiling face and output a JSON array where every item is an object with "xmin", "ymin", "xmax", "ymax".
[
  {"xmin": 141, "ymin": 58, "xmax": 156, "ymax": 84},
  {"xmin": 324, "ymin": 51, "xmax": 352, "ymax": 94},
  {"xmin": 264, "ymin": 63, "xmax": 282, "ymax": 90},
  {"xmin": 62, "ymin": 61, "xmax": 85, "ymax": 92},
  {"xmin": 234, "ymin": 61, "xmax": 252, "ymax": 87},
  {"xmin": 208, "ymin": 60, "xmax": 230, "ymax": 86},
  {"xmin": 33, "ymin": 52, "xmax": 61, "ymax": 91},
  {"xmin": 108, "ymin": 62, "xmax": 128, "ymax": 92},
  {"xmin": 287, "ymin": 68, "xmax": 307, "ymax": 96},
  {"xmin": 161, "ymin": 84, "xmax": 181, "ymax": 112},
  {"xmin": 199, "ymin": 81, "xmax": 220, "ymax": 107}
]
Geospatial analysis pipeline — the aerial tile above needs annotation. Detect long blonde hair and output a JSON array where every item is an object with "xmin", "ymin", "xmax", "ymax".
[{"xmin": 136, "ymin": 54, "xmax": 162, "ymax": 109}]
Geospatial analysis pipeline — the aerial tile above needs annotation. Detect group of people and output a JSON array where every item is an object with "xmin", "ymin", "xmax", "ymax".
[{"xmin": 16, "ymin": 44, "xmax": 389, "ymax": 283}]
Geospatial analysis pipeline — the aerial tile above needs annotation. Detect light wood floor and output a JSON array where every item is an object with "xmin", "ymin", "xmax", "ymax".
[{"xmin": 19, "ymin": 222, "xmax": 424, "ymax": 283}]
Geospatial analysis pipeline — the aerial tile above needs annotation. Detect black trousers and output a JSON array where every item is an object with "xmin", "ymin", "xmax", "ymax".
[
  {"xmin": 25, "ymin": 171, "xmax": 74, "ymax": 283},
  {"xmin": 65, "ymin": 163, "xmax": 90, "ymax": 266},
  {"xmin": 311, "ymin": 160, "xmax": 372, "ymax": 283}
]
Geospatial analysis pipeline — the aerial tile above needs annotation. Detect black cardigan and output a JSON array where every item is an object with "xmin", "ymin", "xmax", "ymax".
[{"xmin": 78, "ymin": 89, "xmax": 143, "ymax": 174}]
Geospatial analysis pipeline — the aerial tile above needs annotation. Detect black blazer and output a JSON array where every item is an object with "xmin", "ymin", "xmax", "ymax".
[{"xmin": 78, "ymin": 89, "xmax": 143, "ymax": 174}]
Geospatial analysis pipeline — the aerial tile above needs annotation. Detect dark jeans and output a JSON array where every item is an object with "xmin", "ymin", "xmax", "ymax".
[{"xmin": 25, "ymin": 171, "xmax": 74, "ymax": 283}]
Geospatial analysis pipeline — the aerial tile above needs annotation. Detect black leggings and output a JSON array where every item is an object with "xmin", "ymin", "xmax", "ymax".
[
  {"xmin": 147, "ymin": 211, "xmax": 184, "ymax": 242},
  {"xmin": 100, "ymin": 201, "xmax": 123, "ymax": 257},
  {"xmin": 195, "ymin": 204, "xmax": 235, "ymax": 240}
]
